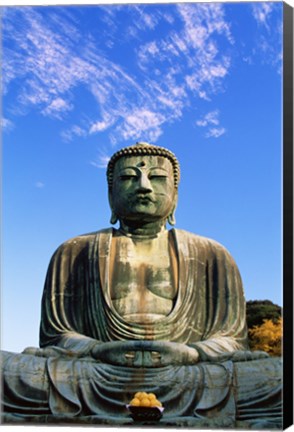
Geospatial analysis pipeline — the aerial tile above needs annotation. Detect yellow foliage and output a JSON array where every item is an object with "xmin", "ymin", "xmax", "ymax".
[{"xmin": 248, "ymin": 317, "xmax": 282, "ymax": 356}]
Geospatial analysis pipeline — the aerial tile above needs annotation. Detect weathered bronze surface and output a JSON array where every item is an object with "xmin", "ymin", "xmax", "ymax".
[{"xmin": 1, "ymin": 142, "xmax": 282, "ymax": 428}]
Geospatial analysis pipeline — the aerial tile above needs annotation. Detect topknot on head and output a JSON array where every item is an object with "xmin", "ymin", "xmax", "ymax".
[{"xmin": 107, "ymin": 142, "xmax": 180, "ymax": 189}]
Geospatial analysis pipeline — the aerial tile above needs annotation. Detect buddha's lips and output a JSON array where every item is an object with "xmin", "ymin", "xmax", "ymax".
[{"xmin": 131, "ymin": 194, "xmax": 155, "ymax": 203}]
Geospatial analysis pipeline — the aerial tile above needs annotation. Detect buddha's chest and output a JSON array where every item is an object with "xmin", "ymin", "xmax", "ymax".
[{"xmin": 109, "ymin": 233, "xmax": 178, "ymax": 323}]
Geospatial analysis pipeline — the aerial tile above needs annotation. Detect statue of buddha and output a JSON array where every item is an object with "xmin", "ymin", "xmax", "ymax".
[{"xmin": 1, "ymin": 142, "xmax": 282, "ymax": 428}]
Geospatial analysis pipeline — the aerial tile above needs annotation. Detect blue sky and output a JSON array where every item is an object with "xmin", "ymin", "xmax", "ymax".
[{"xmin": 2, "ymin": 2, "xmax": 284, "ymax": 353}]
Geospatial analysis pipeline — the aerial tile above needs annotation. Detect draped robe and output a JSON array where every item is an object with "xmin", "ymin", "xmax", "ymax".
[{"xmin": 2, "ymin": 228, "xmax": 282, "ymax": 427}]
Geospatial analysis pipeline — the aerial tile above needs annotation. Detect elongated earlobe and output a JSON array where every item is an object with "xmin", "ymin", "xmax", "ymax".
[
  {"xmin": 168, "ymin": 193, "xmax": 178, "ymax": 226},
  {"xmin": 168, "ymin": 209, "xmax": 176, "ymax": 226},
  {"xmin": 108, "ymin": 190, "xmax": 118, "ymax": 225},
  {"xmin": 110, "ymin": 211, "xmax": 118, "ymax": 225}
]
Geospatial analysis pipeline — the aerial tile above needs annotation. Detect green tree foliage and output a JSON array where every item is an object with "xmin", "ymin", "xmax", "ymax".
[{"xmin": 246, "ymin": 300, "xmax": 282, "ymax": 329}]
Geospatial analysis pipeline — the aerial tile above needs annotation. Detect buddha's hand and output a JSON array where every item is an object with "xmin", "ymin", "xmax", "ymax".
[
  {"xmin": 203, "ymin": 350, "xmax": 270, "ymax": 363},
  {"xmin": 231, "ymin": 350, "xmax": 269, "ymax": 362},
  {"xmin": 91, "ymin": 340, "xmax": 199, "ymax": 367}
]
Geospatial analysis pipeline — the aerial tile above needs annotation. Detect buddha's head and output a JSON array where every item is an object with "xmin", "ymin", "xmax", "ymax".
[{"xmin": 107, "ymin": 142, "xmax": 180, "ymax": 227}]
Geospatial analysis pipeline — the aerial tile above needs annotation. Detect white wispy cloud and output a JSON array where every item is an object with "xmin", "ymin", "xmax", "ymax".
[
  {"xmin": 196, "ymin": 110, "xmax": 226, "ymax": 139},
  {"xmin": 90, "ymin": 157, "xmax": 110, "ymax": 169},
  {"xmin": 125, "ymin": 7, "xmax": 172, "ymax": 40},
  {"xmin": 60, "ymin": 125, "xmax": 87, "ymax": 142},
  {"xmin": 90, "ymin": 120, "xmax": 113, "ymax": 134},
  {"xmin": 205, "ymin": 127, "xmax": 226, "ymax": 139},
  {"xmin": 42, "ymin": 97, "xmax": 73, "ymax": 119},
  {"xmin": 252, "ymin": 3, "xmax": 274, "ymax": 30},
  {"xmin": 114, "ymin": 108, "xmax": 165, "ymax": 143},
  {"xmin": 138, "ymin": 3, "xmax": 232, "ymax": 103},
  {"xmin": 196, "ymin": 110, "xmax": 220, "ymax": 127},
  {"xmin": 89, "ymin": 110, "xmax": 116, "ymax": 134},
  {"xmin": 3, "ymin": 4, "xmax": 233, "ymax": 149},
  {"xmin": 136, "ymin": 8, "xmax": 158, "ymax": 30},
  {"xmin": 90, "ymin": 148, "xmax": 111, "ymax": 169},
  {"xmin": 250, "ymin": 3, "xmax": 282, "ymax": 73},
  {"xmin": 1, "ymin": 117, "xmax": 14, "ymax": 131},
  {"xmin": 3, "ymin": 8, "xmax": 88, "ymax": 108}
]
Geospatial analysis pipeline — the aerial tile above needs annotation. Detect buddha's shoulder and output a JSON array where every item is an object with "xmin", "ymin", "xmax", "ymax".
[
  {"xmin": 173, "ymin": 228, "xmax": 233, "ymax": 256},
  {"xmin": 52, "ymin": 228, "xmax": 113, "ymax": 255}
]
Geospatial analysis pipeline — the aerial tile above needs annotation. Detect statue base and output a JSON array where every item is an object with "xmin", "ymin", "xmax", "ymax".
[{"xmin": 1, "ymin": 412, "xmax": 281, "ymax": 429}]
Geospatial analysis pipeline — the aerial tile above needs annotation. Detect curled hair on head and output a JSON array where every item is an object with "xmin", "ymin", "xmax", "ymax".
[{"xmin": 107, "ymin": 142, "xmax": 180, "ymax": 190}]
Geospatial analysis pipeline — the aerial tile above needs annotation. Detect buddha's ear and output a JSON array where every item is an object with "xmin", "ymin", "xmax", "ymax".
[
  {"xmin": 108, "ymin": 190, "xmax": 118, "ymax": 225},
  {"xmin": 110, "ymin": 212, "xmax": 118, "ymax": 225},
  {"xmin": 168, "ymin": 191, "xmax": 178, "ymax": 226}
]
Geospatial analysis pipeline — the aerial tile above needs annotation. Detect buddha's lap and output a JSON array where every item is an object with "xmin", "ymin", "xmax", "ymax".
[{"xmin": 2, "ymin": 349, "xmax": 281, "ymax": 402}]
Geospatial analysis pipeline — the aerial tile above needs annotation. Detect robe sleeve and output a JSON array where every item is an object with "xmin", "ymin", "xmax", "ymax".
[
  {"xmin": 185, "ymin": 234, "xmax": 249, "ymax": 360},
  {"xmin": 39, "ymin": 234, "xmax": 101, "ymax": 356}
]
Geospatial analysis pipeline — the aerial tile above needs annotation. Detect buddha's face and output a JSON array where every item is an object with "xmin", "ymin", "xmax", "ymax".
[{"xmin": 110, "ymin": 155, "xmax": 177, "ymax": 224}]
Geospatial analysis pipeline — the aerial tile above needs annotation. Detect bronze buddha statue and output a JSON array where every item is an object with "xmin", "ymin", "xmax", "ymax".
[{"xmin": 1, "ymin": 142, "xmax": 282, "ymax": 428}]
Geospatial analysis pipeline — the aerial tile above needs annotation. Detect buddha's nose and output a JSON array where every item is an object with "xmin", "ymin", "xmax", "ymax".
[{"xmin": 137, "ymin": 173, "xmax": 152, "ymax": 192}]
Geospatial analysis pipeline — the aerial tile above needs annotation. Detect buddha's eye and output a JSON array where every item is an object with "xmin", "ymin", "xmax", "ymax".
[
  {"xmin": 119, "ymin": 174, "xmax": 137, "ymax": 181},
  {"xmin": 148, "ymin": 169, "xmax": 168, "ymax": 180},
  {"xmin": 149, "ymin": 175, "xmax": 167, "ymax": 181}
]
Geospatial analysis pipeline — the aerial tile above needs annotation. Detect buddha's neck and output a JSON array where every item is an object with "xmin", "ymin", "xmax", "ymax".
[{"xmin": 118, "ymin": 219, "xmax": 167, "ymax": 238}]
